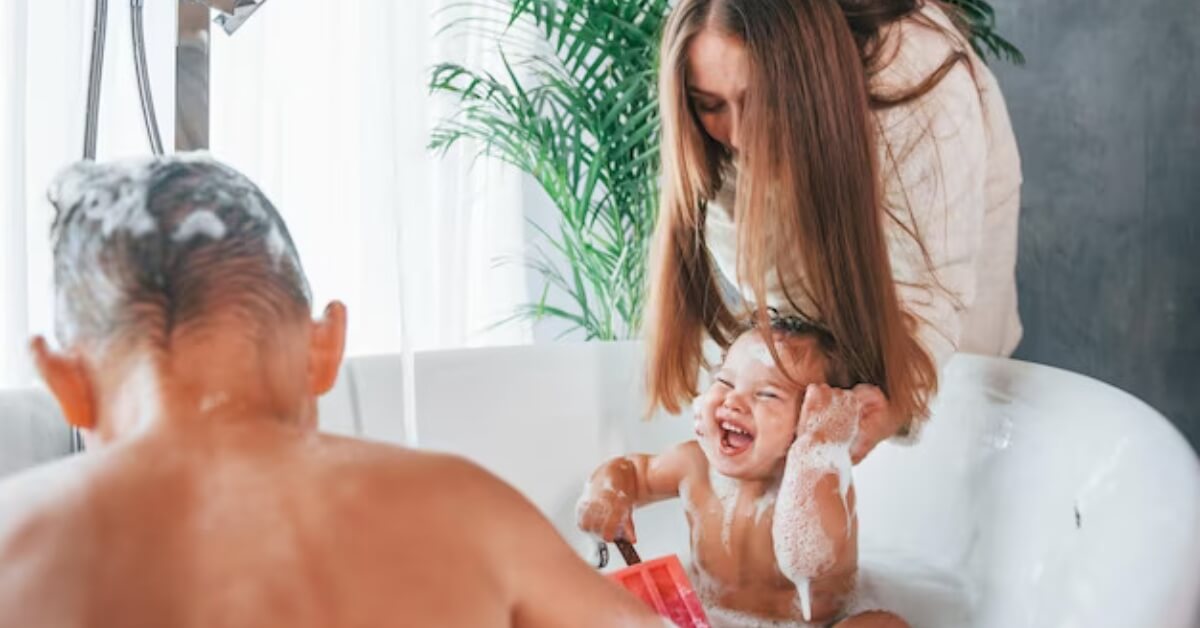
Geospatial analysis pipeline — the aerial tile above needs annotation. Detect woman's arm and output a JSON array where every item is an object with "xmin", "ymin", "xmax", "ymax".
[
  {"xmin": 877, "ymin": 58, "xmax": 989, "ymax": 373},
  {"xmin": 863, "ymin": 51, "xmax": 992, "ymax": 446},
  {"xmin": 843, "ymin": 48, "xmax": 992, "ymax": 459}
]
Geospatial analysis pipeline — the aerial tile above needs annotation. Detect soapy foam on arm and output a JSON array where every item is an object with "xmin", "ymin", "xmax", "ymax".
[
  {"xmin": 771, "ymin": 394, "xmax": 860, "ymax": 621},
  {"xmin": 576, "ymin": 469, "xmax": 635, "ymax": 541}
]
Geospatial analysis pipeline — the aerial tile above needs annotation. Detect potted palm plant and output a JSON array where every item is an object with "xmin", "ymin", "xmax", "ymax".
[{"xmin": 430, "ymin": 0, "xmax": 1020, "ymax": 341}]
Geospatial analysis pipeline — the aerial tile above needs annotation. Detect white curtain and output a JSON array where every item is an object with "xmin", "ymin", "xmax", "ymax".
[
  {"xmin": 0, "ymin": 0, "xmax": 532, "ymax": 390},
  {"xmin": 209, "ymin": 0, "xmax": 532, "ymax": 356},
  {"xmin": 0, "ymin": 0, "xmax": 176, "ymax": 389}
]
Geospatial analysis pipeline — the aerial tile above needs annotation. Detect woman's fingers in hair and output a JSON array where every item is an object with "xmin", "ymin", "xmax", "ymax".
[
  {"xmin": 851, "ymin": 384, "xmax": 887, "ymax": 415},
  {"xmin": 800, "ymin": 383, "xmax": 834, "ymax": 422},
  {"xmin": 850, "ymin": 384, "xmax": 894, "ymax": 464}
]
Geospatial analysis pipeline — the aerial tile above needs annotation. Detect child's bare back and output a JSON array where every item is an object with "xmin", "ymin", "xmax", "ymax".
[
  {"xmin": 0, "ymin": 421, "xmax": 664, "ymax": 628},
  {"xmin": 0, "ymin": 155, "xmax": 666, "ymax": 628}
]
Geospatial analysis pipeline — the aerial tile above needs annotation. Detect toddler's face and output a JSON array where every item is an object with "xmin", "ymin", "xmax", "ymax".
[{"xmin": 695, "ymin": 332, "xmax": 827, "ymax": 480}]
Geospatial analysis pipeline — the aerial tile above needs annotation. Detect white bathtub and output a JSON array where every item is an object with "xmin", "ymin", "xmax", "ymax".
[
  {"xmin": 407, "ymin": 342, "xmax": 1200, "ymax": 628},
  {"xmin": 3, "ymin": 341, "xmax": 1198, "ymax": 626}
]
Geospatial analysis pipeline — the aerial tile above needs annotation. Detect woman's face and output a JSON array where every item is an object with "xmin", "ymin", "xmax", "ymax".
[{"xmin": 686, "ymin": 28, "xmax": 750, "ymax": 155}]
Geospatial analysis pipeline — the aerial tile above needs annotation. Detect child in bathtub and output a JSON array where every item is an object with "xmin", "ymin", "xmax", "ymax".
[{"xmin": 577, "ymin": 315, "xmax": 908, "ymax": 628}]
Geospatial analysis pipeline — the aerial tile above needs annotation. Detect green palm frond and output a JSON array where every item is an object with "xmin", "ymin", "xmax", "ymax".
[
  {"xmin": 430, "ymin": 0, "xmax": 1020, "ymax": 341},
  {"xmin": 945, "ymin": 0, "xmax": 1025, "ymax": 65},
  {"xmin": 431, "ymin": 0, "xmax": 668, "ymax": 340}
]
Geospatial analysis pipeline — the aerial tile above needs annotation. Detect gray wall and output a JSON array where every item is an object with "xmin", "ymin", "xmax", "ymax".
[{"xmin": 992, "ymin": 0, "xmax": 1200, "ymax": 451}]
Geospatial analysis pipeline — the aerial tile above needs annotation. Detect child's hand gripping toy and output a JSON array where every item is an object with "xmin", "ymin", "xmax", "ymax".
[{"xmin": 600, "ymin": 540, "xmax": 710, "ymax": 628}]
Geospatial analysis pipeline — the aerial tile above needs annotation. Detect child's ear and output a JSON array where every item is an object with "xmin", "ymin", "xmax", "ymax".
[
  {"xmin": 308, "ymin": 301, "xmax": 347, "ymax": 396},
  {"xmin": 29, "ymin": 336, "xmax": 97, "ymax": 431}
]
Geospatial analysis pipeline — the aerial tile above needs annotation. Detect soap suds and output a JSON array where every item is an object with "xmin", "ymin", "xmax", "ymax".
[
  {"xmin": 265, "ymin": 224, "xmax": 289, "ymax": 263},
  {"xmin": 754, "ymin": 485, "xmax": 778, "ymax": 525},
  {"xmin": 700, "ymin": 558, "xmax": 959, "ymax": 628},
  {"xmin": 705, "ymin": 605, "xmax": 821, "ymax": 628},
  {"xmin": 796, "ymin": 578, "xmax": 813, "ymax": 626},
  {"xmin": 772, "ymin": 393, "xmax": 860, "ymax": 621},
  {"xmin": 747, "ymin": 341, "xmax": 778, "ymax": 368},
  {"xmin": 690, "ymin": 561, "xmax": 725, "ymax": 606},
  {"xmin": 576, "ymin": 472, "xmax": 632, "ymax": 541},
  {"xmin": 710, "ymin": 468, "xmax": 741, "ymax": 549},
  {"xmin": 111, "ymin": 355, "xmax": 161, "ymax": 434},
  {"xmin": 695, "ymin": 561, "xmax": 821, "ymax": 627},
  {"xmin": 50, "ymin": 159, "xmax": 158, "ymax": 239},
  {"xmin": 173, "ymin": 209, "xmax": 227, "ymax": 243},
  {"xmin": 199, "ymin": 391, "xmax": 231, "ymax": 414},
  {"xmin": 679, "ymin": 477, "xmax": 693, "ymax": 505},
  {"xmin": 54, "ymin": 263, "xmax": 123, "ymax": 343},
  {"xmin": 50, "ymin": 154, "xmax": 295, "ymax": 267}
]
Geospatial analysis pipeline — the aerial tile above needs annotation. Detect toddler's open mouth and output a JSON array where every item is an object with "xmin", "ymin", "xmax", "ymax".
[{"xmin": 718, "ymin": 420, "xmax": 754, "ymax": 456}]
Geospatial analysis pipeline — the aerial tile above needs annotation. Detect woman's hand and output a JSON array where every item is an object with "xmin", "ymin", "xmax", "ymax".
[{"xmin": 849, "ymin": 384, "xmax": 900, "ymax": 464}]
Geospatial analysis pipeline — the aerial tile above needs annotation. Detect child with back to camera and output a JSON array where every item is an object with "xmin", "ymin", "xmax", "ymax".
[{"xmin": 0, "ymin": 155, "xmax": 666, "ymax": 628}]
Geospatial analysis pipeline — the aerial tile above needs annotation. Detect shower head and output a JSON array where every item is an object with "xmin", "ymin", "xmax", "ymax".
[{"xmin": 190, "ymin": 0, "xmax": 270, "ymax": 35}]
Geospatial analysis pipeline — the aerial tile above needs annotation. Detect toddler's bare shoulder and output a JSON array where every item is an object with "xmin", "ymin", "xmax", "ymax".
[{"xmin": 667, "ymin": 440, "xmax": 710, "ymax": 480}]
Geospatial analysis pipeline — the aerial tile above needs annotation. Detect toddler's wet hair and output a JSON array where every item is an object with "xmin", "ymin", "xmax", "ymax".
[
  {"xmin": 47, "ymin": 154, "xmax": 311, "ymax": 348},
  {"xmin": 745, "ymin": 308, "xmax": 850, "ymax": 387}
]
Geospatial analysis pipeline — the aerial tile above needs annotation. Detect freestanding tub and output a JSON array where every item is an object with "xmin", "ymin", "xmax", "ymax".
[
  {"xmin": 2, "ymin": 341, "xmax": 1197, "ymax": 626},
  {"xmin": 410, "ymin": 342, "xmax": 1200, "ymax": 628}
]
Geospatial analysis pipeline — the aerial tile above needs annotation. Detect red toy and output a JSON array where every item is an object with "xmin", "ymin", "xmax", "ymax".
[{"xmin": 605, "ymin": 541, "xmax": 710, "ymax": 628}]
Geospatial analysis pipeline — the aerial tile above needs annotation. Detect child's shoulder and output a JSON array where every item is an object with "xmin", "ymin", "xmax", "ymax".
[{"xmin": 662, "ymin": 440, "xmax": 709, "ymax": 475}]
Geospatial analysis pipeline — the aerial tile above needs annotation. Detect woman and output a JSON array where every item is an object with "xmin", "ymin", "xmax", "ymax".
[{"xmin": 646, "ymin": 0, "xmax": 1022, "ymax": 460}]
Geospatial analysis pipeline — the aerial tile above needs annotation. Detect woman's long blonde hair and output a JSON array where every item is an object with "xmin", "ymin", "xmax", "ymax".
[{"xmin": 646, "ymin": 0, "xmax": 966, "ymax": 423}]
